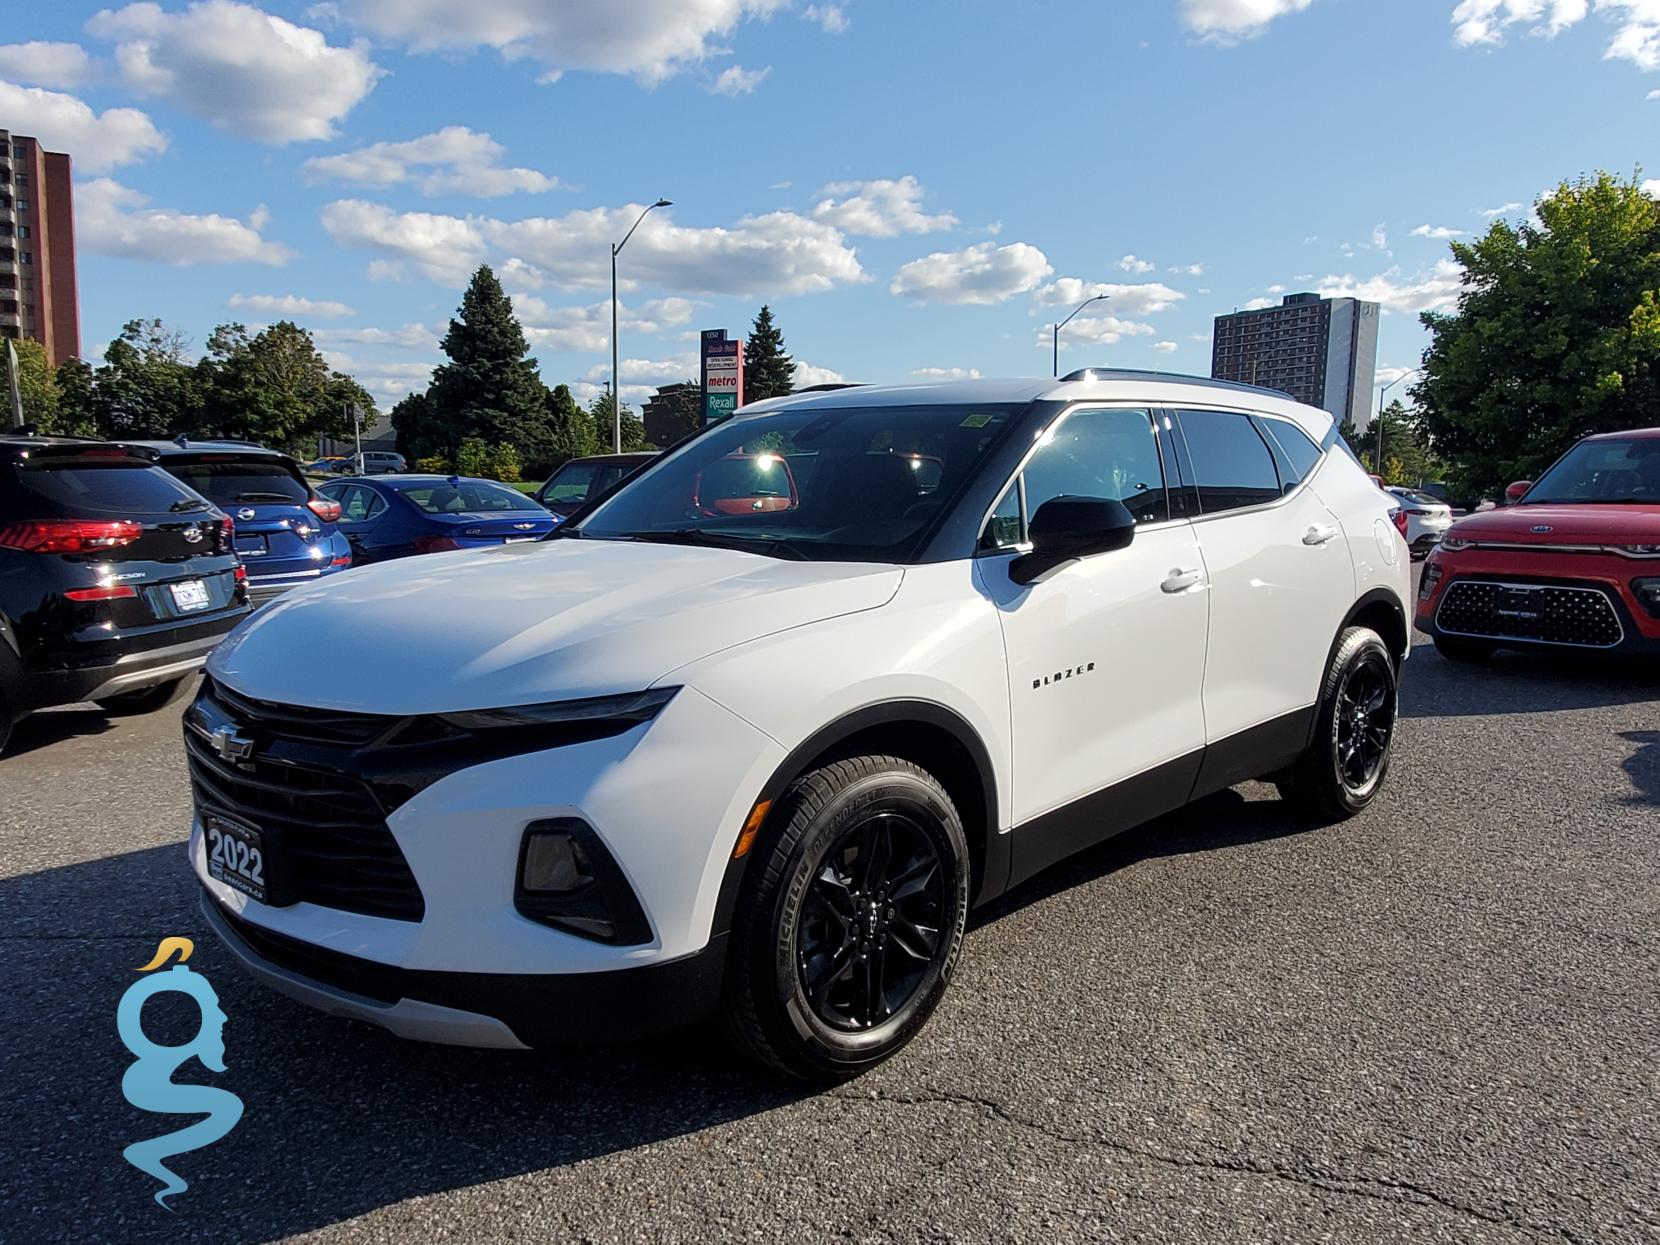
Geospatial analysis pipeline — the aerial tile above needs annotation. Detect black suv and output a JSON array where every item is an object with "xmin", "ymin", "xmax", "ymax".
[{"xmin": 0, "ymin": 436, "xmax": 249, "ymax": 753}]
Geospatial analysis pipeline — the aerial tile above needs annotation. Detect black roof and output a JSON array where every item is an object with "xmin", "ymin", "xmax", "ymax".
[{"xmin": 121, "ymin": 438, "xmax": 291, "ymax": 460}]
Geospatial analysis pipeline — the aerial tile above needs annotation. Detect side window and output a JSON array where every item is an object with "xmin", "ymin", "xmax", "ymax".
[
  {"xmin": 1023, "ymin": 407, "xmax": 1170, "ymax": 525},
  {"xmin": 1177, "ymin": 410, "xmax": 1282, "ymax": 514},
  {"xmin": 1257, "ymin": 417, "xmax": 1323, "ymax": 492},
  {"xmin": 336, "ymin": 486, "xmax": 376, "ymax": 521}
]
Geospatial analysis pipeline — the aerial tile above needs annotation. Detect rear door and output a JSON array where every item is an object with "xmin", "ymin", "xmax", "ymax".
[
  {"xmin": 323, "ymin": 483, "xmax": 389, "ymax": 559},
  {"xmin": 1171, "ymin": 408, "xmax": 1352, "ymax": 747}
]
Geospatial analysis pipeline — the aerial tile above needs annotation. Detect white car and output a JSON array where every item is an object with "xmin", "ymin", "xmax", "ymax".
[
  {"xmin": 188, "ymin": 372, "xmax": 1412, "ymax": 1081},
  {"xmin": 1386, "ymin": 486, "xmax": 1454, "ymax": 559}
]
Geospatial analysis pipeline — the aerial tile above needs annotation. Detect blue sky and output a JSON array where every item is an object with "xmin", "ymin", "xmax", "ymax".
[{"xmin": 6, "ymin": 0, "xmax": 1658, "ymax": 416}]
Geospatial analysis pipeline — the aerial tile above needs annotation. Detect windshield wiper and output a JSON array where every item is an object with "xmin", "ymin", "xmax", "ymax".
[
  {"xmin": 169, "ymin": 498, "xmax": 210, "ymax": 512},
  {"xmin": 616, "ymin": 528, "xmax": 807, "ymax": 560}
]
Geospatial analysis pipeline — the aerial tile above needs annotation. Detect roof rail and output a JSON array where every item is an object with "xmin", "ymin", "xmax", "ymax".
[
  {"xmin": 793, "ymin": 382, "xmax": 865, "ymax": 393},
  {"xmin": 1058, "ymin": 367, "xmax": 1293, "ymax": 400}
]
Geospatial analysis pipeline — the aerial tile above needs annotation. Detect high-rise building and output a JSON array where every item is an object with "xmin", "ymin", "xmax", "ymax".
[
  {"xmin": 1211, "ymin": 293, "xmax": 1379, "ymax": 431},
  {"xmin": 0, "ymin": 129, "xmax": 80, "ymax": 367}
]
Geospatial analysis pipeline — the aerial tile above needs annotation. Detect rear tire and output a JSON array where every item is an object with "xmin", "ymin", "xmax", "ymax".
[
  {"xmin": 1277, "ymin": 626, "xmax": 1399, "ymax": 822},
  {"xmin": 1434, "ymin": 636, "xmax": 1496, "ymax": 663},
  {"xmin": 94, "ymin": 676, "xmax": 192, "ymax": 717},
  {"xmin": 725, "ymin": 755, "xmax": 970, "ymax": 1083}
]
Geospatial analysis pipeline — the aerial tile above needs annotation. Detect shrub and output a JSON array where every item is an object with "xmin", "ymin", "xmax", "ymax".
[
  {"xmin": 456, "ymin": 437, "xmax": 490, "ymax": 477},
  {"xmin": 485, "ymin": 443, "xmax": 522, "ymax": 482},
  {"xmin": 414, "ymin": 454, "xmax": 451, "ymax": 474}
]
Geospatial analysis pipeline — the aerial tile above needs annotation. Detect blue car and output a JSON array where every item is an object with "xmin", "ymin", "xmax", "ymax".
[
  {"xmin": 316, "ymin": 474, "xmax": 561, "ymax": 563},
  {"xmin": 140, "ymin": 440, "xmax": 353, "ymax": 604}
]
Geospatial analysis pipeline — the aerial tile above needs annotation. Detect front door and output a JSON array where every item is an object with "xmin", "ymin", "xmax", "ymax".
[{"xmin": 977, "ymin": 406, "xmax": 1211, "ymax": 878}]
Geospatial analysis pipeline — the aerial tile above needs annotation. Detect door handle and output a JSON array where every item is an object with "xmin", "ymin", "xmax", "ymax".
[
  {"xmin": 1161, "ymin": 568, "xmax": 1203, "ymax": 593},
  {"xmin": 1302, "ymin": 524, "xmax": 1340, "ymax": 546}
]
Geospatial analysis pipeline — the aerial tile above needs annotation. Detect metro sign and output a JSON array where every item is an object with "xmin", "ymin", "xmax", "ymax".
[{"xmin": 700, "ymin": 331, "xmax": 744, "ymax": 424}]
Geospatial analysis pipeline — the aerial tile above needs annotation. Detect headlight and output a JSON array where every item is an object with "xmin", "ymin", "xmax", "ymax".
[
  {"xmin": 438, "ymin": 686, "xmax": 678, "ymax": 731},
  {"xmin": 1440, "ymin": 534, "xmax": 1473, "ymax": 552},
  {"xmin": 1610, "ymin": 544, "xmax": 1660, "ymax": 559}
]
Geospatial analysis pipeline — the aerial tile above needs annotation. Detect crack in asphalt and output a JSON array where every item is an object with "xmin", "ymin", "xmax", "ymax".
[{"xmin": 832, "ymin": 1087, "xmax": 1596, "ymax": 1244}]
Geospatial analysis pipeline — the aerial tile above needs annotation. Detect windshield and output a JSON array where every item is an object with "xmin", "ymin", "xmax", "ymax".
[
  {"xmin": 1523, "ymin": 437, "xmax": 1660, "ymax": 504},
  {"xmin": 166, "ymin": 460, "xmax": 309, "ymax": 506},
  {"xmin": 396, "ymin": 480, "xmax": 547, "ymax": 514},
  {"xmin": 575, "ymin": 403, "xmax": 1022, "ymax": 561}
]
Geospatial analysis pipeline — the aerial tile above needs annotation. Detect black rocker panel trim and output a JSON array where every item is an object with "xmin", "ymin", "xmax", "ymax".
[
  {"xmin": 710, "ymin": 699, "xmax": 1006, "ymax": 939},
  {"xmin": 1188, "ymin": 705, "xmax": 1315, "ymax": 804}
]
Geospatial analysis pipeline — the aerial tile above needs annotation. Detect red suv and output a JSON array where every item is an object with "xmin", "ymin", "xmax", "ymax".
[{"xmin": 1416, "ymin": 428, "xmax": 1660, "ymax": 660}]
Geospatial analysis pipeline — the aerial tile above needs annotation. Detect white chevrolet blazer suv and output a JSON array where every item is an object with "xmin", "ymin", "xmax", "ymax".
[{"xmin": 189, "ymin": 372, "xmax": 1412, "ymax": 1080}]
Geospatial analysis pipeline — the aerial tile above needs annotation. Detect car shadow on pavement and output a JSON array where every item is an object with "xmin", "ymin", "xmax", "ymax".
[
  {"xmin": 1617, "ymin": 731, "xmax": 1660, "ymax": 806},
  {"xmin": 1398, "ymin": 644, "xmax": 1660, "ymax": 719},
  {"xmin": 1, "ymin": 844, "xmax": 808, "ymax": 1245},
  {"xmin": 2, "ymin": 706, "xmax": 117, "ymax": 759}
]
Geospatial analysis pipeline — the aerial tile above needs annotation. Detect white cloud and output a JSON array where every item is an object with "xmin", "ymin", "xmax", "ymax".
[
  {"xmin": 1411, "ymin": 224, "xmax": 1467, "ymax": 239},
  {"xmin": 1118, "ymin": 254, "xmax": 1156, "ymax": 274},
  {"xmin": 1375, "ymin": 365, "xmax": 1420, "ymax": 386},
  {"xmin": 912, "ymin": 366, "xmax": 982, "ymax": 380},
  {"xmin": 1267, "ymin": 283, "xmax": 1287, "ymax": 294},
  {"xmin": 228, "ymin": 292, "xmax": 354, "ymax": 318},
  {"xmin": 86, "ymin": 0, "xmax": 384, "ymax": 143},
  {"xmin": 0, "ymin": 42, "xmax": 97, "ymax": 88},
  {"xmin": 803, "ymin": 4, "xmax": 849, "ymax": 32},
  {"xmin": 512, "ymin": 293, "xmax": 700, "ymax": 352},
  {"xmin": 314, "ymin": 323, "xmax": 435, "ymax": 348},
  {"xmin": 1042, "ymin": 314, "xmax": 1157, "ymax": 350},
  {"xmin": 1151, "ymin": 340, "xmax": 1179, "ymax": 353},
  {"xmin": 1643, "ymin": 178, "xmax": 1660, "ymax": 197},
  {"xmin": 794, "ymin": 361, "xmax": 847, "ymax": 387},
  {"xmin": 346, "ymin": 359, "xmax": 440, "ymax": 402},
  {"xmin": 811, "ymin": 176, "xmax": 957, "ymax": 237},
  {"xmin": 1243, "ymin": 297, "xmax": 1277, "ymax": 310},
  {"xmin": 769, "ymin": 180, "xmax": 792, "ymax": 190},
  {"xmin": 1168, "ymin": 262, "xmax": 1205, "ymax": 276},
  {"xmin": 1180, "ymin": 0, "xmax": 1317, "ymax": 41},
  {"xmin": 1309, "ymin": 259, "xmax": 1466, "ymax": 315},
  {"xmin": 711, "ymin": 63, "xmax": 770, "ymax": 95},
  {"xmin": 890, "ymin": 241, "xmax": 1053, "ymax": 305},
  {"xmin": 1030, "ymin": 278, "xmax": 1186, "ymax": 316},
  {"xmin": 1479, "ymin": 200, "xmax": 1524, "ymax": 216},
  {"xmin": 302, "ymin": 127, "xmax": 555, "ymax": 197},
  {"xmin": 338, "ymin": 0, "xmax": 788, "ymax": 84},
  {"xmin": 583, "ymin": 356, "xmax": 698, "ymax": 387},
  {"xmin": 1452, "ymin": 1, "xmax": 1659, "ymax": 71},
  {"xmin": 78, "ymin": 177, "xmax": 294, "ymax": 265},
  {"xmin": 1648, "ymin": 87, "xmax": 1660, "ymax": 97},
  {"xmin": 319, "ymin": 200, "xmax": 490, "ymax": 284},
  {"xmin": 0, "ymin": 80, "xmax": 165, "ymax": 172},
  {"xmin": 1189, "ymin": 332, "xmax": 1213, "ymax": 343}
]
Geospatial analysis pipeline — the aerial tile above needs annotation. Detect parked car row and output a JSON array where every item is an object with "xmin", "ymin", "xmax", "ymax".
[{"xmin": 302, "ymin": 451, "xmax": 408, "ymax": 475}]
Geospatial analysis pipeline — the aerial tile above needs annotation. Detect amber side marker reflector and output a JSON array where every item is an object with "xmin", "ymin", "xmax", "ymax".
[{"xmin": 733, "ymin": 799, "xmax": 772, "ymax": 859}]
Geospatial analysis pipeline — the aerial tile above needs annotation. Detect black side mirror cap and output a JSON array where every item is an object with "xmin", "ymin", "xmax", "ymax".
[{"xmin": 1010, "ymin": 496, "xmax": 1137, "ymax": 586}]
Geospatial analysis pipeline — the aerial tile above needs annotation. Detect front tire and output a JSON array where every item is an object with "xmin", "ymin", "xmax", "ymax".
[
  {"xmin": 1277, "ymin": 626, "xmax": 1399, "ymax": 821},
  {"xmin": 725, "ymin": 755, "xmax": 970, "ymax": 1083},
  {"xmin": 93, "ymin": 676, "xmax": 192, "ymax": 717}
]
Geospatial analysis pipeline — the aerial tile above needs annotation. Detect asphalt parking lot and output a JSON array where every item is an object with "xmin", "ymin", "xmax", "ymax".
[{"xmin": 3, "ymin": 626, "xmax": 1658, "ymax": 1243}]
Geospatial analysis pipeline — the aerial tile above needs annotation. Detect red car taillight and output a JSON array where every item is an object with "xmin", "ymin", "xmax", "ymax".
[
  {"xmin": 1389, "ymin": 506, "xmax": 1408, "ymax": 538},
  {"xmin": 411, "ymin": 535, "xmax": 461, "ymax": 554},
  {"xmin": 64, "ymin": 584, "xmax": 139, "ymax": 602},
  {"xmin": 0, "ymin": 519, "xmax": 143, "ymax": 553},
  {"xmin": 307, "ymin": 496, "xmax": 342, "ymax": 523}
]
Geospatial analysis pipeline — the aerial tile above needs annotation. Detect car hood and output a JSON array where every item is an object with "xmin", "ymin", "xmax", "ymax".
[
  {"xmin": 1449, "ymin": 503, "xmax": 1660, "ymax": 545},
  {"xmin": 209, "ymin": 538, "xmax": 903, "ymax": 714}
]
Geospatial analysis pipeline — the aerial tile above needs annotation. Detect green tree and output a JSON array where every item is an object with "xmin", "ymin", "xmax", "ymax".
[
  {"xmin": 1415, "ymin": 171, "xmax": 1660, "ymax": 498},
  {"xmin": 484, "ymin": 442, "xmax": 522, "ymax": 482},
  {"xmin": 53, "ymin": 357, "xmax": 100, "ymax": 436},
  {"xmin": 456, "ymin": 436, "xmax": 490, "ymax": 477},
  {"xmin": 6, "ymin": 338, "xmax": 59, "ymax": 430},
  {"xmin": 391, "ymin": 390, "xmax": 444, "ymax": 464},
  {"xmin": 540, "ymin": 383, "xmax": 590, "ymax": 472},
  {"xmin": 587, "ymin": 391, "xmax": 650, "ymax": 453},
  {"xmin": 642, "ymin": 379, "xmax": 703, "ymax": 448},
  {"xmin": 195, "ymin": 321, "xmax": 370, "ymax": 451},
  {"xmin": 743, "ymin": 305, "xmax": 795, "ymax": 402},
  {"xmin": 92, "ymin": 318, "xmax": 199, "ymax": 437},
  {"xmin": 1345, "ymin": 400, "xmax": 1444, "ymax": 486},
  {"xmin": 427, "ymin": 266, "xmax": 557, "ymax": 465}
]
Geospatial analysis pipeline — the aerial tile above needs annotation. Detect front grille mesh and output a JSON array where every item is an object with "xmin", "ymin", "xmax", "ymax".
[
  {"xmin": 1436, "ymin": 580, "xmax": 1623, "ymax": 648},
  {"xmin": 187, "ymin": 688, "xmax": 425, "ymax": 921}
]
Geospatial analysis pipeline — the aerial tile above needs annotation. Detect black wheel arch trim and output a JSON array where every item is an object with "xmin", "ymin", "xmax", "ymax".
[{"xmin": 710, "ymin": 698, "xmax": 1006, "ymax": 940}]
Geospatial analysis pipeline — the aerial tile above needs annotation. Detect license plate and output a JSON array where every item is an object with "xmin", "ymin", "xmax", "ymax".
[
  {"xmin": 203, "ymin": 810, "xmax": 268, "ymax": 902},
  {"xmin": 235, "ymin": 535, "xmax": 269, "ymax": 557},
  {"xmin": 170, "ymin": 579, "xmax": 212, "ymax": 612},
  {"xmin": 1495, "ymin": 588, "xmax": 1541, "ymax": 619},
  {"xmin": 504, "ymin": 535, "xmax": 538, "ymax": 543}
]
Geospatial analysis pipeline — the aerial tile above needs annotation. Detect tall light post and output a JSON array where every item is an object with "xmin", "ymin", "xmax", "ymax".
[
  {"xmin": 1374, "ymin": 367, "xmax": 1422, "ymax": 476},
  {"xmin": 1052, "ymin": 293, "xmax": 1110, "ymax": 377},
  {"xmin": 611, "ymin": 198, "xmax": 672, "ymax": 452}
]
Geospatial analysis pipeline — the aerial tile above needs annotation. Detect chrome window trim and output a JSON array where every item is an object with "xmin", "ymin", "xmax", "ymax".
[{"xmin": 1165, "ymin": 403, "xmax": 1330, "ymax": 524}]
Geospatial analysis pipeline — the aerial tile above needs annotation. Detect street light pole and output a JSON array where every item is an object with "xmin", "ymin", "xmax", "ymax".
[
  {"xmin": 1052, "ymin": 293, "xmax": 1110, "ymax": 377},
  {"xmin": 1374, "ymin": 368, "xmax": 1422, "ymax": 476},
  {"xmin": 610, "ymin": 198, "xmax": 672, "ymax": 452}
]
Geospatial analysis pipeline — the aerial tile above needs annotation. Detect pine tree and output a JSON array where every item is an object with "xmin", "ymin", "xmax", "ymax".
[
  {"xmin": 588, "ymin": 391, "xmax": 650, "ymax": 453},
  {"xmin": 743, "ymin": 305, "xmax": 795, "ymax": 402},
  {"xmin": 427, "ymin": 265, "xmax": 556, "ymax": 464}
]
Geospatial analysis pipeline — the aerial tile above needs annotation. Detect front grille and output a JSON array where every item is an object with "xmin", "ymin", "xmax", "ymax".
[
  {"xmin": 1436, "ymin": 580, "xmax": 1624, "ymax": 649},
  {"xmin": 186, "ymin": 688, "xmax": 425, "ymax": 921},
  {"xmin": 205, "ymin": 676, "xmax": 398, "ymax": 746}
]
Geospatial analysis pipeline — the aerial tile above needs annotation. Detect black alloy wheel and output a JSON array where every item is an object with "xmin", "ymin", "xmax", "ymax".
[
  {"xmin": 797, "ymin": 811, "xmax": 946, "ymax": 1032},
  {"xmin": 1333, "ymin": 649, "xmax": 1396, "ymax": 799},
  {"xmin": 1277, "ymin": 625, "xmax": 1399, "ymax": 820}
]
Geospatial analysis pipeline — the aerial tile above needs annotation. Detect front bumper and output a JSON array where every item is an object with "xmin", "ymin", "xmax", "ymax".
[
  {"xmin": 202, "ymin": 888, "xmax": 727, "ymax": 1048},
  {"xmin": 1416, "ymin": 554, "xmax": 1660, "ymax": 654}
]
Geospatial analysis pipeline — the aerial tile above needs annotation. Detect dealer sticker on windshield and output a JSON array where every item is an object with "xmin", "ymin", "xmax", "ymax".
[{"xmin": 959, "ymin": 413, "xmax": 994, "ymax": 429}]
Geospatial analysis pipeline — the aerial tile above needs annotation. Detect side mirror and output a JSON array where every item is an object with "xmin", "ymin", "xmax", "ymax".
[
  {"xmin": 1504, "ymin": 480, "xmax": 1532, "ymax": 504},
  {"xmin": 1010, "ymin": 496, "xmax": 1136, "ymax": 586}
]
